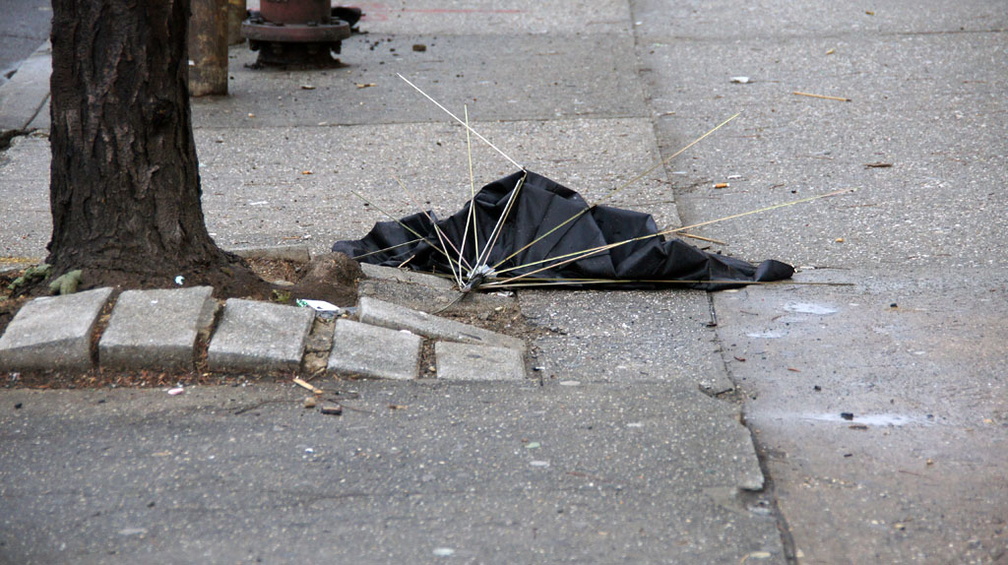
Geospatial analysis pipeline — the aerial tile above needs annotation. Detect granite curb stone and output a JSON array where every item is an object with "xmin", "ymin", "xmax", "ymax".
[
  {"xmin": 327, "ymin": 318, "xmax": 422, "ymax": 380},
  {"xmin": 358, "ymin": 296, "xmax": 526, "ymax": 352},
  {"xmin": 98, "ymin": 286, "xmax": 216, "ymax": 372},
  {"xmin": 359, "ymin": 263, "xmax": 455, "ymax": 290},
  {"xmin": 435, "ymin": 341, "xmax": 527, "ymax": 381},
  {"xmin": 207, "ymin": 298, "xmax": 315, "ymax": 373},
  {"xmin": 0, "ymin": 287, "xmax": 113, "ymax": 372}
]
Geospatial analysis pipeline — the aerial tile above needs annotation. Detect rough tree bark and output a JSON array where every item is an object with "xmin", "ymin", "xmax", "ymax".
[{"xmin": 46, "ymin": 0, "xmax": 259, "ymax": 292}]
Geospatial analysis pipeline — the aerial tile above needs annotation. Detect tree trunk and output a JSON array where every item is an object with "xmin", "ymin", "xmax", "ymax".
[{"xmin": 47, "ymin": 0, "xmax": 236, "ymax": 280}]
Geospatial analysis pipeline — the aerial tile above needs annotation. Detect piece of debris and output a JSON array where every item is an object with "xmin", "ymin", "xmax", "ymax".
[
  {"xmin": 730, "ymin": 76, "xmax": 751, "ymax": 84},
  {"xmin": 334, "ymin": 170, "xmax": 795, "ymax": 291},
  {"xmin": 355, "ymin": 83, "xmax": 377, "ymax": 89},
  {"xmin": 300, "ymin": 84, "xmax": 316, "ymax": 90},
  {"xmin": 296, "ymin": 299, "xmax": 343, "ymax": 318},
  {"xmin": 840, "ymin": 412, "xmax": 855, "ymax": 421},
  {"xmin": 174, "ymin": 275, "xmax": 185, "ymax": 286},
  {"xmin": 14, "ymin": 403, "xmax": 22, "ymax": 410},
  {"xmin": 864, "ymin": 162, "xmax": 893, "ymax": 168},
  {"xmin": 7, "ymin": 263, "xmax": 51, "ymax": 291},
  {"xmin": 412, "ymin": 44, "xmax": 427, "ymax": 52},
  {"xmin": 849, "ymin": 424, "xmax": 869, "ymax": 430},
  {"xmin": 167, "ymin": 387, "xmax": 185, "ymax": 396},
  {"xmin": 714, "ymin": 182, "xmax": 730, "ymax": 189},
  {"xmin": 793, "ymin": 91, "xmax": 852, "ymax": 102},
  {"xmin": 49, "ymin": 269, "xmax": 82, "ymax": 295},
  {"xmin": 320, "ymin": 402, "xmax": 343, "ymax": 415},
  {"xmin": 303, "ymin": 396, "xmax": 318, "ymax": 409},
  {"xmin": 293, "ymin": 377, "xmax": 324, "ymax": 395}
]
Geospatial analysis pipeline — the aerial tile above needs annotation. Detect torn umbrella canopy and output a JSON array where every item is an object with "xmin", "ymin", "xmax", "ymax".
[{"xmin": 332, "ymin": 170, "xmax": 795, "ymax": 291}]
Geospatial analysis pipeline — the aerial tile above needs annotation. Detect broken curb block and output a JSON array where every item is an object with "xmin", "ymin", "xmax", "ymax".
[
  {"xmin": 358, "ymin": 277, "xmax": 514, "ymax": 315},
  {"xmin": 229, "ymin": 244, "xmax": 311, "ymax": 263},
  {"xmin": 0, "ymin": 287, "xmax": 113, "ymax": 372},
  {"xmin": 435, "ymin": 341, "xmax": 526, "ymax": 381},
  {"xmin": 358, "ymin": 296, "xmax": 525, "ymax": 352},
  {"xmin": 207, "ymin": 298, "xmax": 314, "ymax": 373},
  {"xmin": 98, "ymin": 286, "xmax": 216, "ymax": 372},
  {"xmin": 359, "ymin": 263, "xmax": 455, "ymax": 290},
  {"xmin": 327, "ymin": 319, "xmax": 421, "ymax": 380}
]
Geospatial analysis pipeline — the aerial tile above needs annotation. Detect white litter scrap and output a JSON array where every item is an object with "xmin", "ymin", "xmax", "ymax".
[{"xmin": 296, "ymin": 299, "xmax": 343, "ymax": 314}]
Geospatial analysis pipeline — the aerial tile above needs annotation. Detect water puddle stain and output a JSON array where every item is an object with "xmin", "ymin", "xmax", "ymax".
[{"xmin": 784, "ymin": 302, "xmax": 839, "ymax": 315}]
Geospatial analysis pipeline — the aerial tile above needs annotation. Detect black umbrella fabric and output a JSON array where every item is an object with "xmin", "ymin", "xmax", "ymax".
[{"xmin": 332, "ymin": 170, "xmax": 794, "ymax": 291}]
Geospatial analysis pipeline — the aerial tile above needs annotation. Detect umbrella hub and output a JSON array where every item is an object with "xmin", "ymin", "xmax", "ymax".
[{"xmin": 462, "ymin": 264, "xmax": 495, "ymax": 292}]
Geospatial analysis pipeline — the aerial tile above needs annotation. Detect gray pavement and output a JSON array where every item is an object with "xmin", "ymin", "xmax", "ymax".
[
  {"xmin": 1, "ymin": 1, "xmax": 1006, "ymax": 564},
  {"xmin": 0, "ymin": 0, "xmax": 49, "ymax": 91}
]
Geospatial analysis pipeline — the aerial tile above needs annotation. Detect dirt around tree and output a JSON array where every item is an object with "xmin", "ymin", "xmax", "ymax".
[{"xmin": 0, "ymin": 253, "xmax": 363, "ymax": 338}]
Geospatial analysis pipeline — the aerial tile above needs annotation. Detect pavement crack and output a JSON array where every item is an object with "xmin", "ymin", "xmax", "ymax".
[
  {"xmin": 708, "ymin": 295, "xmax": 799, "ymax": 564},
  {"xmin": 742, "ymin": 411, "xmax": 800, "ymax": 565}
]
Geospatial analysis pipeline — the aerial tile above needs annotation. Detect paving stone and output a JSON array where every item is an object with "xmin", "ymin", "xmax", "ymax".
[
  {"xmin": 358, "ymin": 277, "xmax": 515, "ymax": 315},
  {"xmin": 0, "ymin": 287, "xmax": 113, "ymax": 372},
  {"xmin": 98, "ymin": 286, "xmax": 216, "ymax": 372},
  {"xmin": 207, "ymin": 299, "xmax": 315, "ymax": 373},
  {"xmin": 359, "ymin": 263, "xmax": 455, "ymax": 290},
  {"xmin": 358, "ymin": 296, "xmax": 525, "ymax": 352},
  {"xmin": 328, "ymin": 319, "xmax": 421, "ymax": 380},
  {"xmin": 435, "ymin": 341, "xmax": 526, "ymax": 381}
]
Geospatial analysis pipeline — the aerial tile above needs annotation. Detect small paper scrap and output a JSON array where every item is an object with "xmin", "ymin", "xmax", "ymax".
[{"xmin": 296, "ymin": 299, "xmax": 342, "ymax": 314}]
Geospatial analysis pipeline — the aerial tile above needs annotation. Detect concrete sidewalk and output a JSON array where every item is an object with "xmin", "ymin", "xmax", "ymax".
[{"xmin": 1, "ymin": 1, "xmax": 1006, "ymax": 563}]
